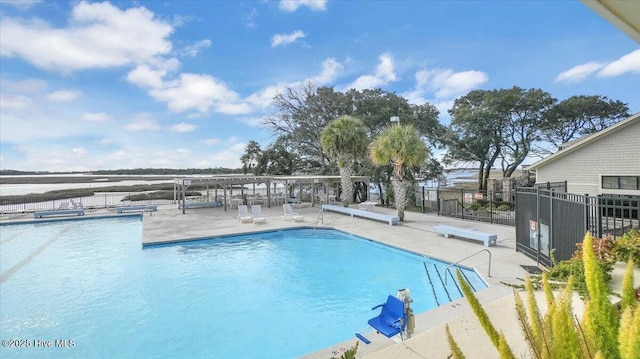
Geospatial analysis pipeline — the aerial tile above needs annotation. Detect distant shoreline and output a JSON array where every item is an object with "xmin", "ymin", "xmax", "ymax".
[{"xmin": 0, "ymin": 175, "xmax": 176, "ymax": 185}]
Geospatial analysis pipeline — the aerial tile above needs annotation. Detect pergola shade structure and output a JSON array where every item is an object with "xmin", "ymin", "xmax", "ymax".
[{"xmin": 173, "ymin": 175, "xmax": 371, "ymax": 213}]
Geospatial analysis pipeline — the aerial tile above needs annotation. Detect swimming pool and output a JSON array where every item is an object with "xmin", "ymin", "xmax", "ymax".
[{"xmin": 0, "ymin": 217, "xmax": 486, "ymax": 358}]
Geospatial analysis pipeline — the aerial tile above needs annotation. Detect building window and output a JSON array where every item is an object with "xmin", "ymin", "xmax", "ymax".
[
  {"xmin": 619, "ymin": 176, "xmax": 638, "ymax": 190},
  {"xmin": 602, "ymin": 176, "xmax": 640, "ymax": 190}
]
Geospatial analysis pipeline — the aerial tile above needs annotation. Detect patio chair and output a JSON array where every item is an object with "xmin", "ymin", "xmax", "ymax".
[
  {"xmin": 282, "ymin": 204, "xmax": 304, "ymax": 222},
  {"xmin": 251, "ymin": 205, "xmax": 266, "ymax": 224},
  {"xmin": 237, "ymin": 205, "xmax": 252, "ymax": 223},
  {"xmin": 70, "ymin": 199, "xmax": 83, "ymax": 209},
  {"xmin": 355, "ymin": 295, "xmax": 407, "ymax": 345}
]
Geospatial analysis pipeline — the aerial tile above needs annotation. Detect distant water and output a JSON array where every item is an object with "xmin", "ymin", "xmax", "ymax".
[{"xmin": 0, "ymin": 178, "xmax": 174, "ymax": 196}]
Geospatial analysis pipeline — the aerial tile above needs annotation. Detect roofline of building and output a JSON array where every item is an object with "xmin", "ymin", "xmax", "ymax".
[
  {"xmin": 581, "ymin": 0, "xmax": 640, "ymax": 44},
  {"xmin": 526, "ymin": 112, "xmax": 640, "ymax": 170}
]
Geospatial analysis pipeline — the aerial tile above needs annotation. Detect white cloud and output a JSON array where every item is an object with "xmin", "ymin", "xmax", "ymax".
[
  {"xmin": 98, "ymin": 138, "xmax": 114, "ymax": 145},
  {"xmin": 597, "ymin": 49, "xmax": 640, "ymax": 77},
  {"xmin": 347, "ymin": 53, "xmax": 397, "ymax": 90},
  {"xmin": 127, "ymin": 65, "xmax": 168, "ymax": 89},
  {"xmin": 203, "ymin": 138, "xmax": 221, "ymax": 146},
  {"xmin": 0, "ymin": 95, "xmax": 32, "ymax": 109},
  {"xmin": 245, "ymin": 8, "xmax": 259, "ymax": 29},
  {"xmin": 46, "ymin": 90, "xmax": 82, "ymax": 102},
  {"xmin": 245, "ymin": 57, "xmax": 344, "ymax": 109},
  {"xmin": 170, "ymin": 122, "xmax": 197, "ymax": 133},
  {"xmin": 72, "ymin": 147, "xmax": 87, "ymax": 155},
  {"xmin": 311, "ymin": 57, "xmax": 343, "ymax": 84},
  {"xmin": 148, "ymin": 73, "xmax": 248, "ymax": 114},
  {"xmin": 555, "ymin": 62, "xmax": 605, "ymax": 83},
  {"xmin": 1, "ymin": 78, "xmax": 47, "ymax": 92},
  {"xmin": 245, "ymin": 84, "xmax": 282, "ymax": 108},
  {"xmin": 271, "ymin": 30, "xmax": 306, "ymax": 47},
  {"xmin": 215, "ymin": 102, "xmax": 253, "ymax": 114},
  {"xmin": 404, "ymin": 68, "xmax": 488, "ymax": 103},
  {"xmin": 81, "ymin": 112, "xmax": 111, "ymax": 122},
  {"xmin": 0, "ymin": 1, "xmax": 173, "ymax": 72},
  {"xmin": 0, "ymin": 0, "xmax": 42, "ymax": 10},
  {"xmin": 236, "ymin": 116, "xmax": 265, "ymax": 127},
  {"xmin": 555, "ymin": 50, "xmax": 640, "ymax": 83},
  {"xmin": 180, "ymin": 39, "xmax": 212, "ymax": 57},
  {"xmin": 127, "ymin": 59, "xmax": 251, "ymax": 115},
  {"xmin": 193, "ymin": 142, "xmax": 245, "ymax": 168},
  {"xmin": 124, "ymin": 113, "xmax": 160, "ymax": 131},
  {"xmin": 423, "ymin": 69, "xmax": 487, "ymax": 99},
  {"xmin": 433, "ymin": 100, "xmax": 455, "ymax": 116},
  {"xmin": 279, "ymin": 0, "xmax": 327, "ymax": 12},
  {"xmin": 0, "ymin": 108, "xmax": 89, "ymax": 143}
]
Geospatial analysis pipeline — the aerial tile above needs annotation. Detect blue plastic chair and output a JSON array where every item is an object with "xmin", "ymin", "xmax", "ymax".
[{"xmin": 355, "ymin": 295, "xmax": 407, "ymax": 344}]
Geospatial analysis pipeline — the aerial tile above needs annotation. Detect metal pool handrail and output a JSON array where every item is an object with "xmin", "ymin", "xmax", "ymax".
[
  {"xmin": 312, "ymin": 206, "xmax": 323, "ymax": 235},
  {"xmin": 444, "ymin": 249, "xmax": 491, "ymax": 285}
]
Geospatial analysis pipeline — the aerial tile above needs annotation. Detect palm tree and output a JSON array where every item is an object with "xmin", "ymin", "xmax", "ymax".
[
  {"xmin": 370, "ymin": 124, "xmax": 428, "ymax": 221},
  {"xmin": 320, "ymin": 116, "xmax": 369, "ymax": 205}
]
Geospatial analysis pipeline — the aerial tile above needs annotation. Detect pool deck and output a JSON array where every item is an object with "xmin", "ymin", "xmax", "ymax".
[{"xmin": 5, "ymin": 203, "xmax": 636, "ymax": 358}]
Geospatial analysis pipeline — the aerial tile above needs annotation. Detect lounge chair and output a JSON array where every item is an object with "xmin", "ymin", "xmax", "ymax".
[
  {"xmin": 34, "ymin": 200, "xmax": 84, "ymax": 218},
  {"xmin": 282, "ymin": 204, "xmax": 304, "ymax": 222},
  {"xmin": 251, "ymin": 205, "xmax": 266, "ymax": 224},
  {"xmin": 70, "ymin": 199, "xmax": 83, "ymax": 209},
  {"xmin": 355, "ymin": 295, "xmax": 407, "ymax": 345},
  {"xmin": 237, "ymin": 205, "xmax": 253, "ymax": 223}
]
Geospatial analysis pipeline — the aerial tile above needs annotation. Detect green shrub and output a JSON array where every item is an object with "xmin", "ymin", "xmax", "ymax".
[
  {"xmin": 545, "ymin": 236, "xmax": 615, "ymax": 298},
  {"xmin": 330, "ymin": 342, "xmax": 358, "ymax": 359},
  {"xmin": 467, "ymin": 202, "xmax": 482, "ymax": 211},
  {"xmin": 546, "ymin": 257, "xmax": 613, "ymax": 298},
  {"xmin": 496, "ymin": 204, "xmax": 511, "ymax": 211},
  {"xmin": 614, "ymin": 229, "xmax": 640, "ymax": 265}
]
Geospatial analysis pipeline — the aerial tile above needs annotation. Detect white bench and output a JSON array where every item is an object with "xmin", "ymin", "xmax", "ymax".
[
  {"xmin": 322, "ymin": 204, "xmax": 400, "ymax": 225},
  {"xmin": 358, "ymin": 201, "xmax": 378, "ymax": 211},
  {"xmin": 34, "ymin": 209, "xmax": 85, "ymax": 218},
  {"xmin": 178, "ymin": 201, "xmax": 222, "ymax": 209},
  {"xmin": 433, "ymin": 225, "xmax": 497, "ymax": 247},
  {"xmin": 117, "ymin": 205, "xmax": 158, "ymax": 213}
]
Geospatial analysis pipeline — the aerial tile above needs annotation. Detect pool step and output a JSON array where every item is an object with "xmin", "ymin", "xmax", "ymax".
[{"xmin": 423, "ymin": 262, "xmax": 472, "ymax": 305}]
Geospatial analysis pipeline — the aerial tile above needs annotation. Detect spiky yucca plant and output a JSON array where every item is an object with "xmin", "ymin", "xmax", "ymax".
[{"xmin": 448, "ymin": 232, "xmax": 639, "ymax": 359}]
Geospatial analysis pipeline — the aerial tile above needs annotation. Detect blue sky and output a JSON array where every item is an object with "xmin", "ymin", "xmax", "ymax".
[{"xmin": 0, "ymin": 0, "xmax": 638, "ymax": 172}]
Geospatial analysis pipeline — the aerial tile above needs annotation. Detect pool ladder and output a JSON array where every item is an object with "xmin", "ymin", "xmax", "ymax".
[
  {"xmin": 443, "ymin": 249, "xmax": 492, "ymax": 285},
  {"xmin": 312, "ymin": 207, "xmax": 323, "ymax": 235}
]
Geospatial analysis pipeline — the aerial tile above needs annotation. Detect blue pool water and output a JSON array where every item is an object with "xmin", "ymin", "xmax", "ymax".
[{"xmin": 0, "ymin": 217, "xmax": 486, "ymax": 358}]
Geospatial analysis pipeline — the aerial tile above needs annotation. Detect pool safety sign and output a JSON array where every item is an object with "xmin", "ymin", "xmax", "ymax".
[{"xmin": 529, "ymin": 220, "xmax": 550, "ymax": 252}]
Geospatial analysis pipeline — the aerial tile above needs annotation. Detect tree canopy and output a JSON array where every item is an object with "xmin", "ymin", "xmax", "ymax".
[
  {"xmin": 242, "ymin": 81, "xmax": 630, "ymax": 194},
  {"xmin": 370, "ymin": 124, "xmax": 429, "ymax": 220},
  {"xmin": 321, "ymin": 116, "xmax": 369, "ymax": 203},
  {"xmin": 444, "ymin": 87, "xmax": 629, "ymax": 190},
  {"xmin": 541, "ymin": 95, "xmax": 629, "ymax": 151}
]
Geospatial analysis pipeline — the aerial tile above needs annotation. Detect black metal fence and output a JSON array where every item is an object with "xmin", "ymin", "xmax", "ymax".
[
  {"xmin": 515, "ymin": 188, "xmax": 640, "ymax": 267},
  {"xmin": 0, "ymin": 193, "xmax": 174, "ymax": 214},
  {"xmin": 415, "ymin": 187, "xmax": 516, "ymax": 226},
  {"xmin": 533, "ymin": 180, "xmax": 568, "ymax": 192}
]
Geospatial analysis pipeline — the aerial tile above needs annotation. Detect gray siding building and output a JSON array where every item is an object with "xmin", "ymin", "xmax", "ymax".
[{"xmin": 527, "ymin": 112, "xmax": 640, "ymax": 196}]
